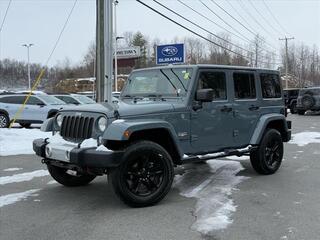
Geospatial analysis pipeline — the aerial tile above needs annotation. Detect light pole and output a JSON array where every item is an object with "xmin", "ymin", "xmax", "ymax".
[
  {"xmin": 22, "ymin": 43, "xmax": 34, "ymax": 90},
  {"xmin": 114, "ymin": 0, "xmax": 119, "ymax": 92}
]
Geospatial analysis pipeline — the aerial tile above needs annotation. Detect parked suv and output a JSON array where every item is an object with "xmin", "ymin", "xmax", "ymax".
[
  {"xmin": 53, "ymin": 94, "xmax": 96, "ymax": 105},
  {"xmin": 283, "ymin": 88, "xmax": 300, "ymax": 114},
  {"xmin": 296, "ymin": 87, "xmax": 320, "ymax": 115},
  {"xmin": 0, "ymin": 94, "xmax": 66, "ymax": 128},
  {"xmin": 33, "ymin": 65, "xmax": 291, "ymax": 207}
]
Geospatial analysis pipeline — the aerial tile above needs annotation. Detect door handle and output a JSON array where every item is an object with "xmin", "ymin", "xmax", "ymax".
[
  {"xmin": 221, "ymin": 106, "xmax": 233, "ymax": 112},
  {"xmin": 249, "ymin": 105, "xmax": 260, "ymax": 111}
]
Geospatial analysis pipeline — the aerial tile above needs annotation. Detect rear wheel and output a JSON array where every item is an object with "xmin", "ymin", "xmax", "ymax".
[
  {"xmin": 250, "ymin": 129, "xmax": 283, "ymax": 175},
  {"xmin": 0, "ymin": 113, "xmax": 9, "ymax": 128},
  {"xmin": 110, "ymin": 141, "xmax": 174, "ymax": 207},
  {"xmin": 19, "ymin": 123, "xmax": 31, "ymax": 128},
  {"xmin": 47, "ymin": 164, "xmax": 96, "ymax": 187}
]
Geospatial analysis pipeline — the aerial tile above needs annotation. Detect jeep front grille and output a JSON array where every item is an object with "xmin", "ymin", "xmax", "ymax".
[{"xmin": 60, "ymin": 115, "xmax": 94, "ymax": 141}]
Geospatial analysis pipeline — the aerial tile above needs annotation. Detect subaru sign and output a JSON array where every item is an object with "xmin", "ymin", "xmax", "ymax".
[{"xmin": 156, "ymin": 43, "xmax": 185, "ymax": 65}]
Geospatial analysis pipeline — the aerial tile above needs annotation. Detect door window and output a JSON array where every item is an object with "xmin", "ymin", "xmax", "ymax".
[
  {"xmin": 198, "ymin": 72, "xmax": 227, "ymax": 100},
  {"xmin": 27, "ymin": 96, "xmax": 45, "ymax": 105},
  {"xmin": 0, "ymin": 96, "xmax": 25, "ymax": 104},
  {"xmin": 233, "ymin": 73, "xmax": 256, "ymax": 99},
  {"xmin": 260, "ymin": 73, "xmax": 281, "ymax": 98}
]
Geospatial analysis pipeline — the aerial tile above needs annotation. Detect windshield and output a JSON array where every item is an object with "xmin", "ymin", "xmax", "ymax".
[
  {"xmin": 38, "ymin": 95, "xmax": 66, "ymax": 105},
  {"xmin": 72, "ymin": 95, "xmax": 96, "ymax": 104},
  {"xmin": 121, "ymin": 67, "xmax": 193, "ymax": 98}
]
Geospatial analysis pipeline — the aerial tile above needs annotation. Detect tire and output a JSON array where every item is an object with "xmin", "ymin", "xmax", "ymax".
[
  {"xmin": 297, "ymin": 110, "xmax": 306, "ymax": 115},
  {"xmin": 301, "ymin": 95, "xmax": 315, "ymax": 109},
  {"xmin": 0, "ymin": 113, "xmax": 9, "ymax": 128},
  {"xmin": 47, "ymin": 164, "xmax": 96, "ymax": 187},
  {"xmin": 250, "ymin": 129, "xmax": 284, "ymax": 175},
  {"xmin": 19, "ymin": 123, "xmax": 31, "ymax": 128},
  {"xmin": 110, "ymin": 140, "xmax": 174, "ymax": 207},
  {"xmin": 290, "ymin": 102, "xmax": 297, "ymax": 114}
]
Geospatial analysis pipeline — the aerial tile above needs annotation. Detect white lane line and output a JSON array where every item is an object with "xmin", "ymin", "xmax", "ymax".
[
  {"xmin": 0, "ymin": 189, "xmax": 41, "ymax": 208},
  {"xmin": 3, "ymin": 168, "xmax": 23, "ymax": 172},
  {"xmin": 174, "ymin": 160, "xmax": 249, "ymax": 235},
  {"xmin": 0, "ymin": 170, "xmax": 49, "ymax": 185}
]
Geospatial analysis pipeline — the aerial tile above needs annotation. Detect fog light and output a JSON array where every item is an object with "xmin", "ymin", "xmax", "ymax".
[
  {"xmin": 97, "ymin": 136, "xmax": 103, "ymax": 146},
  {"xmin": 65, "ymin": 150, "xmax": 70, "ymax": 161}
]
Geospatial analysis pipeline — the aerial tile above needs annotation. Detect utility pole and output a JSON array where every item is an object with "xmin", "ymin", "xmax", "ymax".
[
  {"xmin": 96, "ymin": 0, "xmax": 113, "ymax": 103},
  {"xmin": 114, "ymin": 0, "xmax": 118, "ymax": 92},
  {"xmin": 279, "ymin": 37, "xmax": 294, "ymax": 89},
  {"xmin": 22, "ymin": 43, "xmax": 34, "ymax": 90}
]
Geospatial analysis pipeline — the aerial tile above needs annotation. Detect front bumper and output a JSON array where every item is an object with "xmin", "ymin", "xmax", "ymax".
[{"xmin": 33, "ymin": 138, "xmax": 124, "ymax": 168}]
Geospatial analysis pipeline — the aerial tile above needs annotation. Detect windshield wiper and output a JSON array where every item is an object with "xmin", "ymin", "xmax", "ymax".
[
  {"xmin": 170, "ymin": 69, "xmax": 187, "ymax": 92},
  {"xmin": 160, "ymin": 69, "xmax": 179, "ymax": 97}
]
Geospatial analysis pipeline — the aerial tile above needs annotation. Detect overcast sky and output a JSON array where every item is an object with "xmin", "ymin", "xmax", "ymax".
[{"xmin": 0, "ymin": 0, "xmax": 319, "ymax": 66}]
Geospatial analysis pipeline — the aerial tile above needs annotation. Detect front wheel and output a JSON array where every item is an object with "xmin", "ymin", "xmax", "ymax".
[
  {"xmin": 47, "ymin": 164, "xmax": 96, "ymax": 187},
  {"xmin": 110, "ymin": 141, "xmax": 174, "ymax": 207},
  {"xmin": 297, "ymin": 110, "xmax": 306, "ymax": 115},
  {"xmin": 250, "ymin": 129, "xmax": 284, "ymax": 175},
  {"xmin": 290, "ymin": 102, "xmax": 297, "ymax": 114},
  {"xmin": 0, "ymin": 113, "xmax": 9, "ymax": 128}
]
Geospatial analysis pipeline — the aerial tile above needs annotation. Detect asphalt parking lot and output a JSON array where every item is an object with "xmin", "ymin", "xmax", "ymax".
[{"xmin": 0, "ymin": 113, "xmax": 319, "ymax": 240}]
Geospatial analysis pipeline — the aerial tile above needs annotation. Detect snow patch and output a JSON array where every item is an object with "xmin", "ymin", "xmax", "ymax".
[
  {"xmin": 0, "ymin": 170, "xmax": 49, "ymax": 185},
  {"xmin": 113, "ymin": 119, "xmax": 125, "ymax": 123},
  {"xmin": 47, "ymin": 180, "xmax": 58, "ymax": 185},
  {"xmin": 0, "ymin": 128, "xmax": 51, "ymax": 156},
  {"xmin": 290, "ymin": 132, "xmax": 320, "ymax": 147},
  {"xmin": 96, "ymin": 145, "xmax": 113, "ymax": 152},
  {"xmin": 80, "ymin": 138, "xmax": 97, "ymax": 148},
  {"xmin": 225, "ymin": 156, "xmax": 250, "ymax": 161},
  {"xmin": 0, "ymin": 189, "xmax": 41, "ymax": 208},
  {"xmin": 3, "ymin": 168, "xmax": 23, "ymax": 172},
  {"xmin": 174, "ymin": 160, "xmax": 248, "ymax": 235}
]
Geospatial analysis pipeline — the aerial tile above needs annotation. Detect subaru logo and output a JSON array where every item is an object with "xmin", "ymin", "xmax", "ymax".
[{"xmin": 161, "ymin": 46, "xmax": 178, "ymax": 57}]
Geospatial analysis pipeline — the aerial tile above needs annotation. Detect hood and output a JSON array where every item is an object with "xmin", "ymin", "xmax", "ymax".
[{"xmin": 59, "ymin": 99, "xmax": 176, "ymax": 118}]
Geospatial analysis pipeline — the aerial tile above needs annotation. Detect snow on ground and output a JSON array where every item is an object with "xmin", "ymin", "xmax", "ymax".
[
  {"xmin": 3, "ymin": 168, "xmax": 23, "ymax": 172},
  {"xmin": 0, "ymin": 189, "xmax": 41, "ymax": 208},
  {"xmin": 174, "ymin": 160, "xmax": 248, "ymax": 236},
  {"xmin": 0, "ymin": 170, "xmax": 49, "ymax": 185},
  {"xmin": 289, "ymin": 131, "xmax": 320, "ymax": 147},
  {"xmin": 0, "ymin": 128, "xmax": 51, "ymax": 156}
]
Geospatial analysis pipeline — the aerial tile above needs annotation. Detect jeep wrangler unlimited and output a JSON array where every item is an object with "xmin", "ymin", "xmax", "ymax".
[{"xmin": 33, "ymin": 65, "xmax": 291, "ymax": 207}]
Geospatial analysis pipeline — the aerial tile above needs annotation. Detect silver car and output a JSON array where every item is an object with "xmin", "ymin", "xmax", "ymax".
[
  {"xmin": 53, "ymin": 94, "xmax": 96, "ymax": 105},
  {"xmin": 0, "ymin": 94, "xmax": 66, "ymax": 128}
]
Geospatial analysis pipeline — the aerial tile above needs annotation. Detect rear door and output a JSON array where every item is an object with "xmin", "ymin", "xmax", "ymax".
[
  {"xmin": 24, "ymin": 96, "xmax": 47, "ymax": 122},
  {"xmin": 0, "ymin": 96, "xmax": 25, "ymax": 120},
  {"xmin": 231, "ymin": 71, "xmax": 260, "ymax": 146}
]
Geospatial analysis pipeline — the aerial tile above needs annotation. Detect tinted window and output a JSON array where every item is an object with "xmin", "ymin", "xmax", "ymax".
[
  {"xmin": 260, "ymin": 73, "xmax": 281, "ymax": 98},
  {"xmin": 27, "ymin": 96, "xmax": 44, "ymax": 105},
  {"xmin": 233, "ymin": 73, "xmax": 256, "ymax": 99},
  {"xmin": 0, "ymin": 96, "xmax": 25, "ymax": 104},
  {"xmin": 56, "ymin": 96, "xmax": 79, "ymax": 104},
  {"xmin": 198, "ymin": 72, "xmax": 227, "ymax": 100}
]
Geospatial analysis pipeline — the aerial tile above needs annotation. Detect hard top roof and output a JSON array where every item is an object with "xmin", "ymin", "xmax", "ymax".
[{"xmin": 132, "ymin": 64, "xmax": 279, "ymax": 73}]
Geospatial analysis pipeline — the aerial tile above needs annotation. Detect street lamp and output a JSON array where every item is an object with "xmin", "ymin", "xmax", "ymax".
[{"xmin": 22, "ymin": 43, "xmax": 34, "ymax": 90}]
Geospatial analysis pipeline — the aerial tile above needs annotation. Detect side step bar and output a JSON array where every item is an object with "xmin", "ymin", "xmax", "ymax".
[{"xmin": 181, "ymin": 145, "xmax": 257, "ymax": 164}]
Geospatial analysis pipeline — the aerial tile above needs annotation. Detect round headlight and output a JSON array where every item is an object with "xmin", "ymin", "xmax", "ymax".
[
  {"xmin": 56, "ymin": 114, "xmax": 63, "ymax": 127},
  {"xmin": 97, "ymin": 117, "xmax": 107, "ymax": 132}
]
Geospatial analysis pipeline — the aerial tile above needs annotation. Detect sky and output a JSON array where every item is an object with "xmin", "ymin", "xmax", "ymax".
[{"xmin": 0, "ymin": 0, "xmax": 319, "ymax": 67}]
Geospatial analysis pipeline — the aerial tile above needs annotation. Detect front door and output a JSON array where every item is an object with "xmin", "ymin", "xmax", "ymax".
[{"xmin": 190, "ymin": 70, "xmax": 234, "ymax": 153}]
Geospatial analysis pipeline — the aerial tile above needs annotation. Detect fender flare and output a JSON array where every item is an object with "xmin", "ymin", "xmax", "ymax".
[
  {"xmin": 103, "ymin": 119, "xmax": 184, "ymax": 157},
  {"xmin": 250, "ymin": 114, "xmax": 289, "ymax": 145}
]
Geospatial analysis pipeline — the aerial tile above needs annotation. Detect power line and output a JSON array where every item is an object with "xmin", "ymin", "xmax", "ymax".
[
  {"xmin": 136, "ymin": 0, "xmax": 281, "ymax": 66},
  {"xmin": 152, "ymin": 0, "xmax": 255, "ymax": 56},
  {"xmin": 262, "ymin": 0, "xmax": 291, "ymax": 36},
  {"xmin": 237, "ymin": 0, "xmax": 278, "ymax": 45},
  {"xmin": 177, "ymin": 0, "xmax": 252, "ymax": 46},
  {"xmin": 248, "ymin": 0, "xmax": 283, "ymax": 36},
  {"xmin": 199, "ymin": 0, "xmax": 252, "ymax": 44},
  {"xmin": 45, "ymin": 0, "xmax": 78, "ymax": 65},
  {"xmin": 0, "ymin": 0, "xmax": 12, "ymax": 33}
]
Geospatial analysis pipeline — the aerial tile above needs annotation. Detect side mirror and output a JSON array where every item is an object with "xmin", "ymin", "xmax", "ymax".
[{"xmin": 196, "ymin": 89, "xmax": 214, "ymax": 102}]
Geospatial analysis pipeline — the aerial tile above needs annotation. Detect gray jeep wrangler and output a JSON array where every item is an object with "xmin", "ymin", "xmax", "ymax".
[
  {"xmin": 33, "ymin": 65, "xmax": 291, "ymax": 207},
  {"xmin": 296, "ymin": 87, "xmax": 320, "ymax": 115}
]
